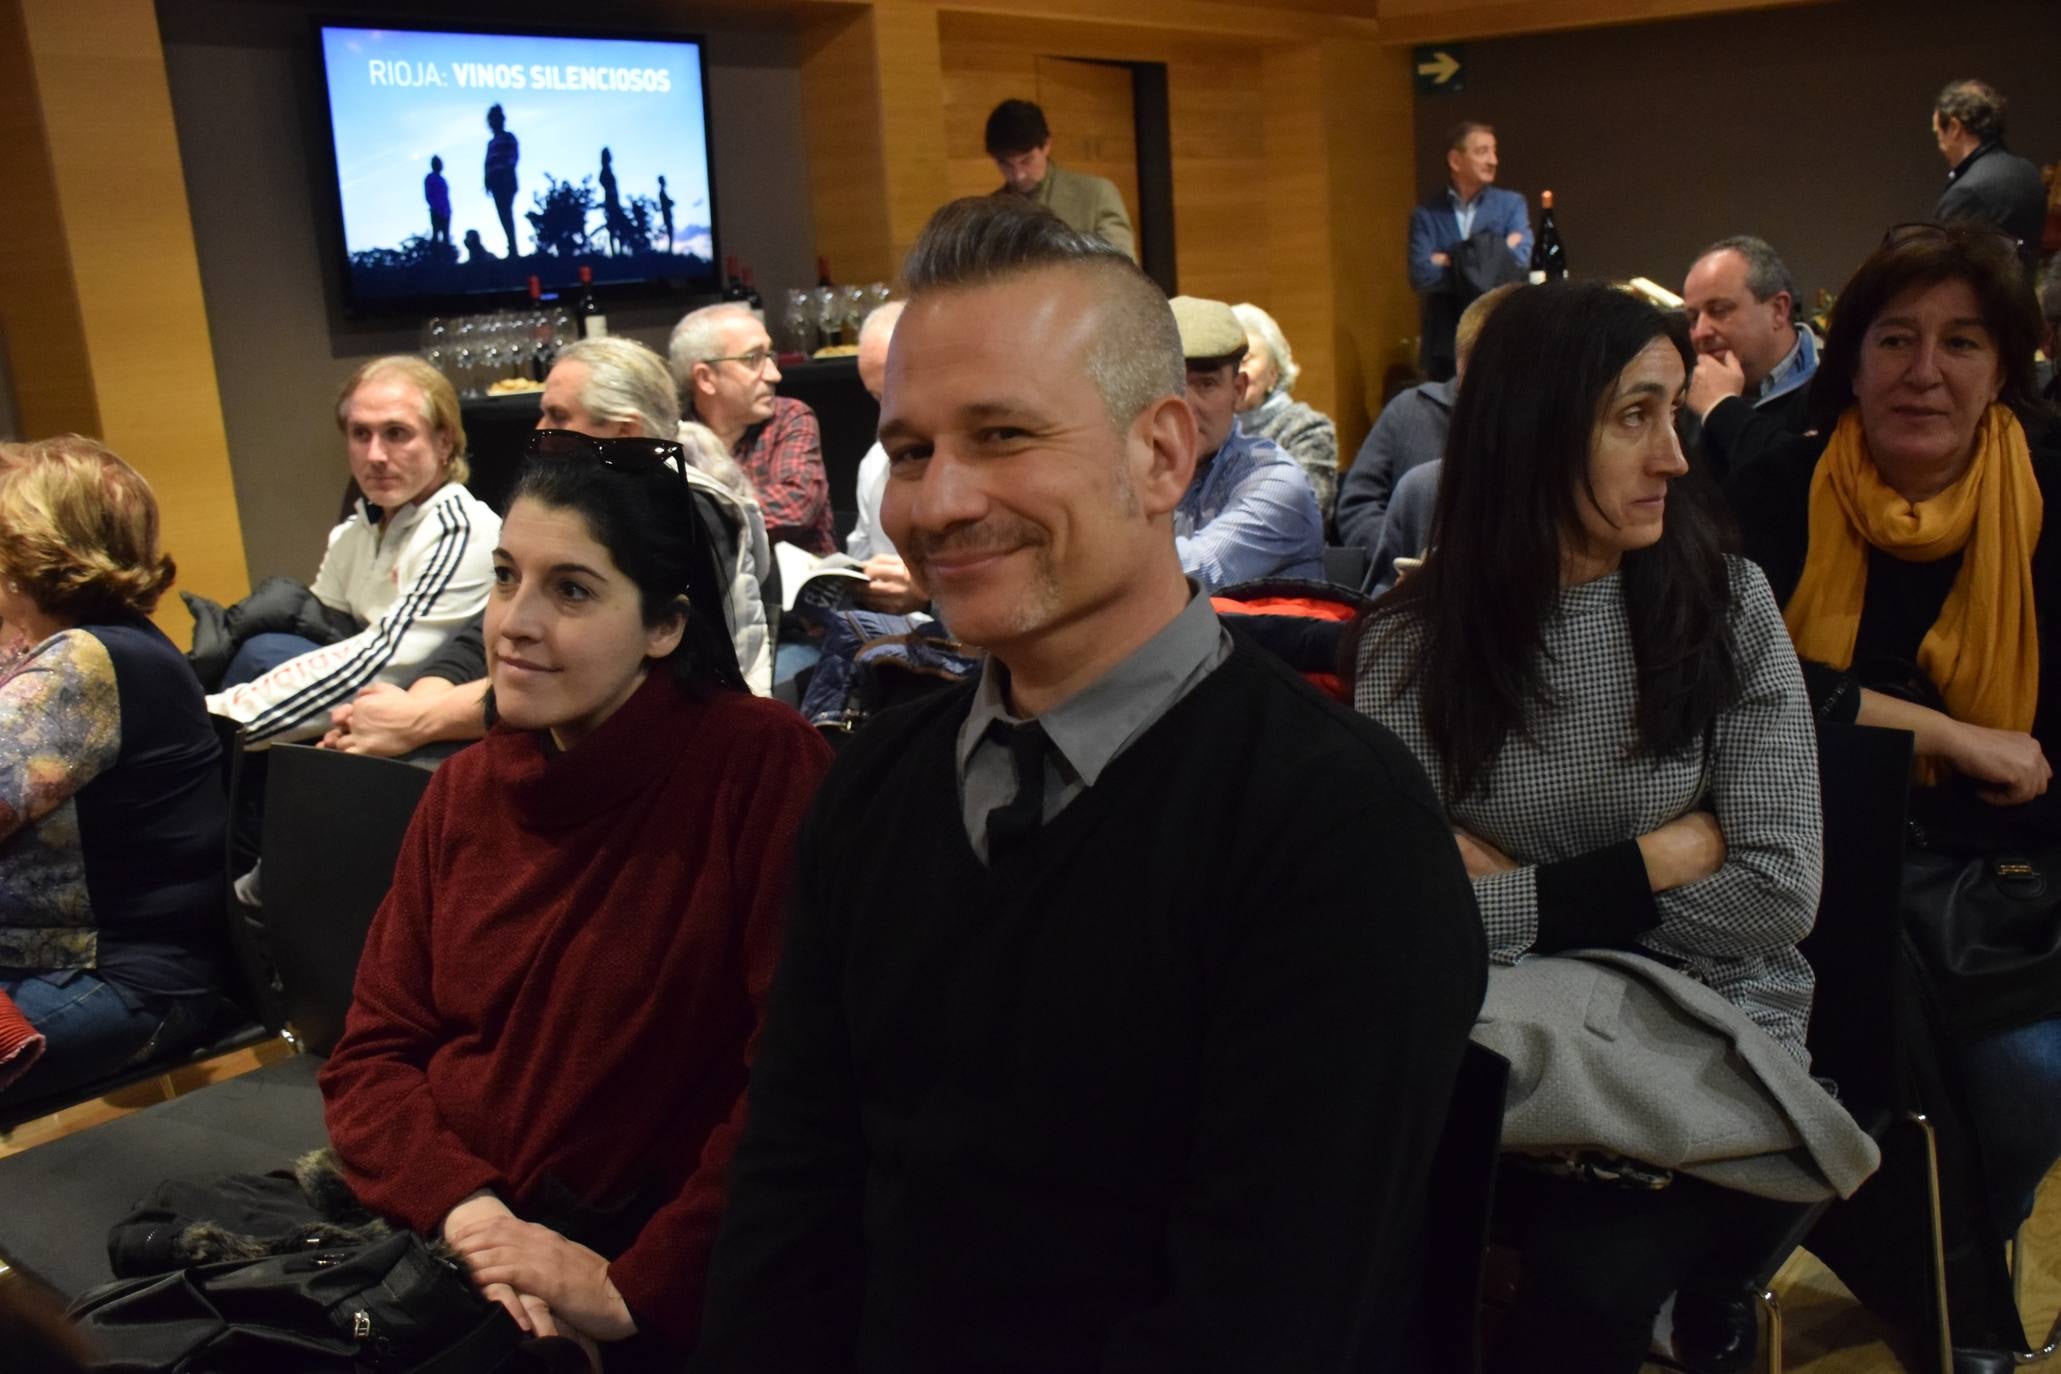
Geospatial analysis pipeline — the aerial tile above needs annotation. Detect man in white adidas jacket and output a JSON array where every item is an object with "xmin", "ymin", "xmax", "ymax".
[{"xmin": 207, "ymin": 357, "xmax": 499, "ymax": 747}]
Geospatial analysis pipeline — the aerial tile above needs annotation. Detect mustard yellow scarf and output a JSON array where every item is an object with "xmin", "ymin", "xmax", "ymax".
[{"xmin": 1783, "ymin": 404, "xmax": 2041, "ymax": 740}]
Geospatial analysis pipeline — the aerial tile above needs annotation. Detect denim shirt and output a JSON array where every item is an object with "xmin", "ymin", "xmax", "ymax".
[
  {"xmin": 1755, "ymin": 327, "xmax": 1818, "ymax": 409},
  {"xmin": 1173, "ymin": 420, "xmax": 1326, "ymax": 590}
]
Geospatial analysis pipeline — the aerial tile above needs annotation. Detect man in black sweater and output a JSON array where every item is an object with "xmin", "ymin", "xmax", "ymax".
[{"xmin": 694, "ymin": 196, "xmax": 1486, "ymax": 1373}]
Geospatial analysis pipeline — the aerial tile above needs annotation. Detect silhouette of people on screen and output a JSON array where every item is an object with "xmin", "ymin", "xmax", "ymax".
[
  {"xmin": 484, "ymin": 104, "xmax": 521, "ymax": 260},
  {"xmin": 424, "ymin": 155, "xmax": 451, "ymax": 247},
  {"xmin": 463, "ymin": 228, "xmax": 491, "ymax": 265},
  {"xmin": 657, "ymin": 175, "xmax": 675, "ymax": 255},
  {"xmin": 599, "ymin": 148, "xmax": 631, "ymax": 257}
]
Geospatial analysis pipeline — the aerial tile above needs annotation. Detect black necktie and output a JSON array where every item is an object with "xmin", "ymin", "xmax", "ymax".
[{"xmin": 984, "ymin": 720, "xmax": 1049, "ymax": 863}]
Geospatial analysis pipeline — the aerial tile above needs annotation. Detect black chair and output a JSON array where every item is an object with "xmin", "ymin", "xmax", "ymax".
[
  {"xmin": 1679, "ymin": 722, "xmax": 1939, "ymax": 1374},
  {"xmin": 1322, "ymin": 544, "xmax": 1372, "ymax": 593},
  {"xmin": 260, "ymin": 745, "xmax": 432, "ymax": 1057},
  {"xmin": 1402, "ymin": 1041, "xmax": 1511, "ymax": 1373}
]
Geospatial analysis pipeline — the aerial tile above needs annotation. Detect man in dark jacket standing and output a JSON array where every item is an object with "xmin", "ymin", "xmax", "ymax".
[
  {"xmin": 694, "ymin": 196, "xmax": 1485, "ymax": 1374},
  {"xmin": 1408, "ymin": 121, "xmax": 1531, "ymax": 379},
  {"xmin": 1931, "ymin": 79, "xmax": 2044, "ymax": 263}
]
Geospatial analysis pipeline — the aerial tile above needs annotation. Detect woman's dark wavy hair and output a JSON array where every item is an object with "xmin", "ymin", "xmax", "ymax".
[
  {"xmin": 502, "ymin": 456, "xmax": 747, "ymax": 697},
  {"xmin": 1805, "ymin": 220, "xmax": 2049, "ymax": 433},
  {"xmin": 1356, "ymin": 279, "xmax": 1739, "ymax": 800}
]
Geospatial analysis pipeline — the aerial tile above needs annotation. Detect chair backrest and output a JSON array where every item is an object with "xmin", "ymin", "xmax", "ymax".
[
  {"xmin": 260, "ymin": 745, "xmax": 433, "ymax": 1057},
  {"xmin": 1322, "ymin": 544, "xmax": 1372, "ymax": 593},
  {"xmin": 1402, "ymin": 1040, "xmax": 1511, "ymax": 1374},
  {"xmin": 1799, "ymin": 723, "xmax": 1916, "ymax": 1112},
  {"xmin": 208, "ymin": 713, "xmax": 286, "ymax": 1036}
]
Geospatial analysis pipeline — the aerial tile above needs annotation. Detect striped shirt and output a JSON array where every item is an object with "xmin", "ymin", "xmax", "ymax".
[{"xmin": 208, "ymin": 481, "xmax": 499, "ymax": 746}]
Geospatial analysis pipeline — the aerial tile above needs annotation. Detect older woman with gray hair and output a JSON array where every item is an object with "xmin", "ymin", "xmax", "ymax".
[{"xmin": 1232, "ymin": 301, "xmax": 1340, "ymax": 524}]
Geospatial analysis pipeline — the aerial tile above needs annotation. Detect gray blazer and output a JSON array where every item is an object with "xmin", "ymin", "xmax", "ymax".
[
  {"xmin": 1337, "ymin": 379, "xmax": 1455, "ymax": 556},
  {"xmin": 1474, "ymin": 949, "xmax": 1881, "ymax": 1203}
]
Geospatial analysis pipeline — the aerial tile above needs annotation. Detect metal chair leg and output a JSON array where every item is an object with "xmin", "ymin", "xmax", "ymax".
[
  {"xmin": 1754, "ymin": 1285, "xmax": 1783, "ymax": 1374},
  {"xmin": 1906, "ymin": 1111, "xmax": 1957, "ymax": 1374}
]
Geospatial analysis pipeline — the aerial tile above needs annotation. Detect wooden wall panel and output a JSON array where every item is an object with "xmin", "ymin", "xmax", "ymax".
[
  {"xmin": 1259, "ymin": 44, "xmax": 1337, "ymax": 421},
  {"xmin": 1, "ymin": 0, "xmax": 248, "ymax": 638},
  {"xmin": 872, "ymin": 2, "xmax": 953, "ymax": 270},
  {"xmin": 941, "ymin": 34, "xmax": 1036, "ymax": 200},
  {"xmin": 1375, "ymin": 0, "xmax": 1829, "ymax": 44},
  {"xmin": 800, "ymin": 8, "xmax": 899, "ymax": 285}
]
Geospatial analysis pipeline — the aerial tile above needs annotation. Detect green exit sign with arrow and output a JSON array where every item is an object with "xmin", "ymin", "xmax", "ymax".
[{"xmin": 1414, "ymin": 45, "xmax": 1465, "ymax": 94}]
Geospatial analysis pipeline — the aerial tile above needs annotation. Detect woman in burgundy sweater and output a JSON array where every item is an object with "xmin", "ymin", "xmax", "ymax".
[{"xmin": 318, "ymin": 431, "xmax": 831, "ymax": 1366}]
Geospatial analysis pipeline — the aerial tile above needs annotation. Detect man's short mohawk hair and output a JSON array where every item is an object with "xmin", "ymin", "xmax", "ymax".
[
  {"xmin": 900, "ymin": 197, "xmax": 1185, "ymax": 428},
  {"xmin": 903, "ymin": 195, "xmax": 1132, "ymax": 292}
]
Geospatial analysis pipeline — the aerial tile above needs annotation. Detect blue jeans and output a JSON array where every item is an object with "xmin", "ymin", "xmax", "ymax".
[
  {"xmin": 0, "ymin": 969, "xmax": 210, "ymax": 1107},
  {"xmin": 1955, "ymin": 1015, "xmax": 2061, "ymax": 1232},
  {"xmin": 222, "ymin": 632, "xmax": 324, "ymax": 687}
]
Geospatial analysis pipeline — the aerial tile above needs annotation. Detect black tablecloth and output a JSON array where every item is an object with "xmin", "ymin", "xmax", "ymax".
[{"xmin": 459, "ymin": 356, "xmax": 876, "ymax": 519}]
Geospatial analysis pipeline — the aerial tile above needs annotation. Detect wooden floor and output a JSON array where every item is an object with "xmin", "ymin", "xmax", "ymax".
[
  {"xmin": 4, "ymin": 1041, "xmax": 2056, "ymax": 1371},
  {"xmin": 0, "ymin": 1035, "xmax": 295, "ymax": 1161},
  {"xmin": 1636, "ymin": 1160, "xmax": 2061, "ymax": 1373}
]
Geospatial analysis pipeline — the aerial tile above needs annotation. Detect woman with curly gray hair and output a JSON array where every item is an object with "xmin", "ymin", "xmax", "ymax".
[{"xmin": 1232, "ymin": 301, "xmax": 1340, "ymax": 523}]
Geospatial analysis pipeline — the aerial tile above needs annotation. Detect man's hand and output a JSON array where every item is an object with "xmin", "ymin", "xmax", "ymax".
[
  {"xmin": 1687, "ymin": 350, "xmax": 1748, "ymax": 419},
  {"xmin": 448, "ymin": 1215, "xmax": 637, "ymax": 1343},
  {"xmin": 1454, "ymin": 829, "xmax": 1518, "ymax": 878},
  {"xmin": 319, "ymin": 682, "xmax": 428, "ymax": 758},
  {"xmin": 1505, "ymin": 230, "xmax": 1524, "ymax": 250},
  {"xmin": 1428, "ymin": 251, "xmax": 1452, "ymax": 268},
  {"xmin": 858, "ymin": 555, "xmax": 928, "ymax": 614}
]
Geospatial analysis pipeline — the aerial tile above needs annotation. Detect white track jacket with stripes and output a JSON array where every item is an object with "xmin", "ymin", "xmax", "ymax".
[{"xmin": 208, "ymin": 482, "xmax": 499, "ymax": 746}]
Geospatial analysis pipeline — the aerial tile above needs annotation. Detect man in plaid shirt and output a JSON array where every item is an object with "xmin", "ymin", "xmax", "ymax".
[{"xmin": 670, "ymin": 304, "xmax": 834, "ymax": 554}]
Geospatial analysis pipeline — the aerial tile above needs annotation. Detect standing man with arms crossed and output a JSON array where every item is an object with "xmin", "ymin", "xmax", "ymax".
[
  {"xmin": 695, "ymin": 196, "xmax": 1485, "ymax": 1373},
  {"xmin": 1408, "ymin": 121, "xmax": 1532, "ymax": 380}
]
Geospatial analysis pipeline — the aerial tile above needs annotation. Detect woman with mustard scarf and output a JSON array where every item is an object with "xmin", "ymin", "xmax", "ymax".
[{"xmin": 1730, "ymin": 221, "xmax": 2061, "ymax": 1364}]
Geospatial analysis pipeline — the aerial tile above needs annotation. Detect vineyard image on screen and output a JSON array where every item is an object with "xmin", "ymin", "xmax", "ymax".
[{"xmin": 319, "ymin": 26, "xmax": 716, "ymax": 308}]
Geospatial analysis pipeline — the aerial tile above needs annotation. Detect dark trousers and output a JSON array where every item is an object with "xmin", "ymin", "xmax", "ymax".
[{"xmin": 1489, "ymin": 1169, "xmax": 1807, "ymax": 1374}]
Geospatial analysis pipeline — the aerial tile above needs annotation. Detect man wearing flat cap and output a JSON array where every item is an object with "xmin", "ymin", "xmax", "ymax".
[{"xmin": 1170, "ymin": 295, "xmax": 1325, "ymax": 589}]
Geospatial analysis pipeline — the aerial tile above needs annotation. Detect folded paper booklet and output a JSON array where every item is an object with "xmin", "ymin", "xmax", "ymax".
[{"xmin": 775, "ymin": 543, "xmax": 870, "ymax": 613}]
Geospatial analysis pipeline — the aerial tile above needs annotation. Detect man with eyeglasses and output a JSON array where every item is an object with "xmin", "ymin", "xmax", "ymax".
[{"xmin": 668, "ymin": 304, "xmax": 834, "ymax": 554}]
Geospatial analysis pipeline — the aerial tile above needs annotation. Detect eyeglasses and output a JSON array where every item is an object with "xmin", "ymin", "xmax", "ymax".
[
  {"xmin": 703, "ymin": 347, "xmax": 779, "ymax": 374},
  {"xmin": 525, "ymin": 429, "xmax": 685, "ymax": 481},
  {"xmin": 1883, "ymin": 220, "xmax": 2024, "ymax": 254}
]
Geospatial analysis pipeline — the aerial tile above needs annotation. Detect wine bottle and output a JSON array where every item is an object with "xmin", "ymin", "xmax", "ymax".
[
  {"xmin": 722, "ymin": 255, "xmax": 746, "ymax": 302},
  {"xmin": 741, "ymin": 264, "xmax": 764, "ymax": 314},
  {"xmin": 577, "ymin": 265, "xmax": 608, "ymax": 338},
  {"xmin": 816, "ymin": 256, "xmax": 833, "ymax": 288},
  {"xmin": 1530, "ymin": 190, "xmax": 1567, "ymax": 284}
]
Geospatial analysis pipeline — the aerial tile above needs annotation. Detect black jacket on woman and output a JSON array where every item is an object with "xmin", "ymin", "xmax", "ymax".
[{"xmin": 1726, "ymin": 413, "xmax": 2061, "ymax": 845}]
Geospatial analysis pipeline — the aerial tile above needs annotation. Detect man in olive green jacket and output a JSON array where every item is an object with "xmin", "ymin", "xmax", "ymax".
[{"xmin": 985, "ymin": 98, "xmax": 1136, "ymax": 260}]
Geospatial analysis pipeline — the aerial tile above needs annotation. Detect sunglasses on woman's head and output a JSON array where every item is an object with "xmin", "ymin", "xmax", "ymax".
[{"xmin": 525, "ymin": 429, "xmax": 685, "ymax": 480}]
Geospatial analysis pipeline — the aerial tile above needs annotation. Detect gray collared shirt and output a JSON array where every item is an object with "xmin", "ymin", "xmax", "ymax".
[{"xmin": 955, "ymin": 587, "xmax": 1232, "ymax": 863}]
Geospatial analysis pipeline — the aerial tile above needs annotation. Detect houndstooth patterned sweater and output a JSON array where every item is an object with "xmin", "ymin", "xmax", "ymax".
[{"xmin": 1356, "ymin": 556, "xmax": 1824, "ymax": 1060}]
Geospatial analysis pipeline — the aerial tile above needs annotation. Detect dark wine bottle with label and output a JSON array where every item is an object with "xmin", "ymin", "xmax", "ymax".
[
  {"xmin": 577, "ymin": 264, "xmax": 608, "ymax": 338},
  {"xmin": 816, "ymin": 256, "xmax": 833, "ymax": 288},
  {"xmin": 1530, "ymin": 189, "xmax": 1567, "ymax": 284},
  {"xmin": 722, "ymin": 254, "xmax": 746, "ymax": 302},
  {"xmin": 527, "ymin": 275, "xmax": 547, "ymax": 379},
  {"xmin": 741, "ymin": 263, "xmax": 764, "ymax": 313}
]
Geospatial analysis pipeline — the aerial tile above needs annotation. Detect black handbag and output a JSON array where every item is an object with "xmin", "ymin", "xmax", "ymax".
[
  {"xmin": 69, "ymin": 1230, "xmax": 526, "ymax": 1373},
  {"xmin": 1857, "ymin": 657, "xmax": 2061, "ymax": 1043},
  {"xmin": 1901, "ymin": 837, "xmax": 2061, "ymax": 1043}
]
